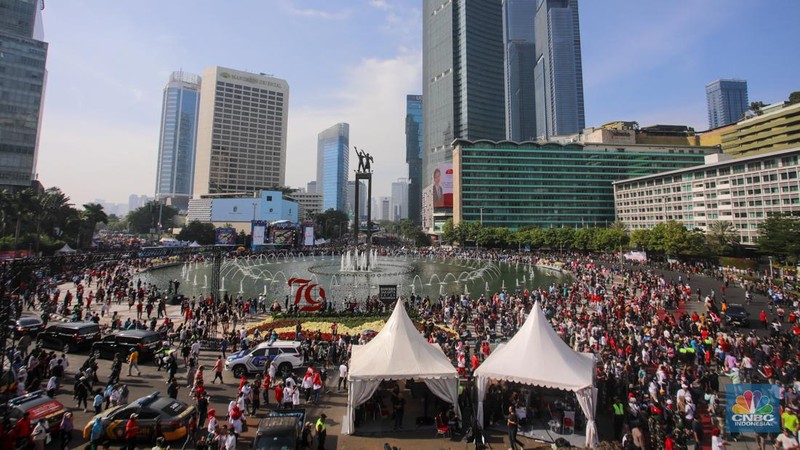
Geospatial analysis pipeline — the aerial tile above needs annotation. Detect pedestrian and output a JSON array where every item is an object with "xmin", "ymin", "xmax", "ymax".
[
  {"xmin": 507, "ymin": 406, "xmax": 519, "ymax": 450},
  {"xmin": 31, "ymin": 419, "xmax": 47, "ymax": 450},
  {"xmin": 167, "ymin": 378, "xmax": 180, "ymax": 399},
  {"xmin": 315, "ymin": 414, "xmax": 327, "ymax": 450},
  {"xmin": 196, "ymin": 392, "xmax": 209, "ymax": 429},
  {"xmin": 124, "ymin": 413, "xmax": 139, "ymax": 450},
  {"xmin": 213, "ymin": 356, "xmax": 224, "ymax": 384},
  {"xmin": 392, "ymin": 392, "xmax": 405, "ymax": 430},
  {"xmin": 337, "ymin": 362, "xmax": 348, "ymax": 391},
  {"xmin": 59, "ymin": 412, "xmax": 73, "ymax": 450},
  {"xmin": 93, "ymin": 388, "xmax": 104, "ymax": 414},
  {"xmin": 207, "ymin": 408, "xmax": 219, "ymax": 435},
  {"xmin": 127, "ymin": 348, "xmax": 141, "ymax": 376},
  {"xmin": 301, "ymin": 421, "xmax": 313, "ymax": 449}
]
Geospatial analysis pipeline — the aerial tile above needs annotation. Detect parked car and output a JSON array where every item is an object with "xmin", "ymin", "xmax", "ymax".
[
  {"xmin": 82, "ymin": 392, "xmax": 195, "ymax": 443},
  {"xmin": 8, "ymin": 315, "xmax": 45, "ymax": 340},
  {"xmin": 253, "ymin": 409, "xmax": 305, "ymax": 450},
  {"xmin": 37, "ymin": 322, "xmax": 101, "ymax": 352},
  {"xmin": 0, "ymin": 390, "xmax": 66, "ymax": 435},
  {"xmin": 725, "ymin": 304, "xmax": 750, "ymax": 327},
  {"xmin": 91, "ymin": 329, "xmax": 163, "ymax": 361},
  {"xmin": 225, "ymin": 341, "xmax": 304, "ymax": 378}
]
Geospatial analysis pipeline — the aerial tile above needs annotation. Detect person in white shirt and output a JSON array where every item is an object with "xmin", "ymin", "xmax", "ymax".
[
  {"xmin": 338, "ymin": 363, "xmax": 348, "ymax": 391},
  {"xmin": 31, "ymin": 419, "xmax": 48, "ymax": 450},
  {"xmin": 221, "ymin": 425, "xmax": 237, "ymax": 450},
  {"xmin": 776, "ymin": 428, "xmax": 799, "ymax": 449}
]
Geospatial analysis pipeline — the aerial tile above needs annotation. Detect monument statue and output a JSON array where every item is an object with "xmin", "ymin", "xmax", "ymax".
[{"xmin": 354, "ymin": 147, "xmax": 373, "ymax": 173}]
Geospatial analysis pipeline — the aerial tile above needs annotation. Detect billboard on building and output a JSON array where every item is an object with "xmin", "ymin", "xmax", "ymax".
[
  {"xmin": 215, "ymin": 227, "xmax": 237, "ymax": 246},
  {"xmin": 303, "ymin": 226, "xmax": 315, "ymax": 246},
  {"xmin": 432, "ymin": 163, "xmax": 453, "ymax": 208},
  {"xmin": 252, "ymin": 222, "xmax": 267, "ymax": 246}
]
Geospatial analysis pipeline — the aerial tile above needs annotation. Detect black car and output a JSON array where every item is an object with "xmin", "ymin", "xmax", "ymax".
[
  {"xmin": 83, "ymin": 392, "xmax": 195, "ymax": 443},
  {"xmin": 91, "ymin": 329, "xmax": 163, "ymax": 361},
  {"xmin": 8, "ymin": 315, "xmax": 45, "ymax": 339},
  {"xmin": 725, "ymin": 304, "xmax": 750, "ymax": 327},
  {"xmin": 254, "ymin": 409, "xmax": 305, "ymax": 450},
  {"xmin": 37, "ymin": 322, "xmax": 101, "ymax": 352}
]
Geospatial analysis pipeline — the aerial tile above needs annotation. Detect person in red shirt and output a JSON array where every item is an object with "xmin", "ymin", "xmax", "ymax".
[
  {"xmin": 275, "ymin": 383, "xmax": 284, "ymax": 409},
  {"xmin": 760, "ymin": 310, "xmax": 768, "ymax": 329},
  {"xmin": 262, "ymin": 374, "xmax": 271, "ymax": 406},
  {"xmin": 124, "ymin": 414, "xmax": 139, "ymax": 450},
  {"xmin": 13, "ymin": 412, "xmax": 31, "ymax": 449}
]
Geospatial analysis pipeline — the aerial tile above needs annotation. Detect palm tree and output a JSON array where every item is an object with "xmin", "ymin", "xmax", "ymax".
[
  {"xmin": 9, "ymin": 188, "xmax": 36, "ymax": 250},
  {"xmin": 706, "ymin": 220, "xmax": 739, "ymax": 255},
  {"xmin": 81, "ymin": 203, "xmax": 108, "ymax": 248}
]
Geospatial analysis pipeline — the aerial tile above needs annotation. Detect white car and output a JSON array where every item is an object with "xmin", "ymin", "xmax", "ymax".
[{"xmin": 224, "ymin": 340, "xmax": 304, "ymax": 378}]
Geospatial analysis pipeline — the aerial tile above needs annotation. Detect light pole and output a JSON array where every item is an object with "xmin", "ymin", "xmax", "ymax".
[{"xmin": 769, "ymin": 256, "xmax": 774, "ymax": 283}]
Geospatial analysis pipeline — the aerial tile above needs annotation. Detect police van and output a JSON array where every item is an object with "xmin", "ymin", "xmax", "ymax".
[{"xmin": 225, "ymin": 340, "xmax": 304, "ymax": 378}]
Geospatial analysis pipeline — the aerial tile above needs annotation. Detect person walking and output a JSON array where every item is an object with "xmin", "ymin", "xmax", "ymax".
[
  {"xmin": 213, "ymin": 356, "xmax": 224, "ymax": 384},
  {"xmin": 124, "ymin": 413, "xmax": 139, "ymax": 450},
  {"xmin": 315, "ymin": 414, "xmax": 327, "ymax": 450},
  {"xmin": 31, "ymin": 419, "xmax": 47, "ymax": 450},
  {"xmin": 59, "ymin": 412, "xmax": 73, "ymax": 450},
  {"xmin": 507, "ymin": 406, "xmax": 520, "ymax": 450},
  {"xmin": 337, "ymin": 362, "xmax": 348, "ymax": 391},
  {"xmin": 127, "ymin": 348, "xmax": 141, "ymax": 376}
]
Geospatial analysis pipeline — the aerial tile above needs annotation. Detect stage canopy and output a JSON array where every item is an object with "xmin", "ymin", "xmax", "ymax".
[
  {"xmin": 342, "ymin": 300, "xmax": 460, "ymax": 435},
  {"xmin": 474, "ymin": 303, "xmax": 599, "ymax": 447}
]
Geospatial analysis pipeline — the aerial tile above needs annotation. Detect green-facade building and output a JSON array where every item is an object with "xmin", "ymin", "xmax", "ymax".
[{"xmin": 452, "ymin": 139, "xmax": 719, "ymax": 229}]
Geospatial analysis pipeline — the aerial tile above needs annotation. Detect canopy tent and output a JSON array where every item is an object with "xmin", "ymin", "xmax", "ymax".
[
  {"xmin": 55, "ymin": 244, "xmax": 76, "ymax": 254},
  {"xmin": 474, "ymin": 303, "xmax": 599, "ymax": 447},
  {"xmin": 342, "ymin": 300, "xmax": 461, "ymax": 435}
]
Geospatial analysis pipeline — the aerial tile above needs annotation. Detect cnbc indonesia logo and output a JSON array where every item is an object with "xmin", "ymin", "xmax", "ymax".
[{"xmin": 731, "ymin": 390, "xmax": 775, "ymax": 426}]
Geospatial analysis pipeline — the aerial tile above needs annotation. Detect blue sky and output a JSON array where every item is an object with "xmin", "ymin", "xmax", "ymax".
[{"xmin": 36, "ymin": 0, "xmax": 800, "ymax": 207}]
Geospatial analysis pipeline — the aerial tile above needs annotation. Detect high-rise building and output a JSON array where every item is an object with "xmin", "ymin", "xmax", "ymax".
[
  {"xmin": 0, "ymin": 0, "xmax": 48, "ymax": 191},
  {"xmin": 307, "ymin": 181, "xmax": 318, "ymax": 194},
  {"xmin": 422, "ymin": 0, "xmax": 506, "ymax": 229},
  {"xmin": 391, "ymin": 178, "xmax": 409, "ymax": 222},
  {"xmin": 193, "ymin": 66, "xmax": 289, "ymax": 196},
  {"xmin": 405, "ymin": 95, "xmax": 423, "ymax": 225},
  {"xmin": 534, "ymin": 0, "xmax": 585, "ymax": 139},
  {"xmin": 316, "ymin": 123, "xmax": 349, "ymax": 212},
  {"xmin": 379, "ymin": 196, "xmax": 391, "ymax": 221},
  {"xmin": 346, "ymin": 180, "xmax": 368, "ymax": 221},
  {"xmin": 706, "ymin": 79, "xmax": 749, "ymax": 129},
  {"xmin": 503, "ymin": 0, "xmax": 538, "ymax": 141},
  {"xmin": 154, "ymin": 71, "xmax": 201, "ymax": 211}
]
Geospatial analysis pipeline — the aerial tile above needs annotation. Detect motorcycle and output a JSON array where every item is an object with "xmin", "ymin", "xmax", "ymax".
[{"xmin": 154, "ymin": 346, "xmax": 176, "ymax": 370}]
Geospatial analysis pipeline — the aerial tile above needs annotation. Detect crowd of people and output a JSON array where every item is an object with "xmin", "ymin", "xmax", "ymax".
[{"xmin": 1, "ymin": 245, "xmax": 798, "ymax": 450}]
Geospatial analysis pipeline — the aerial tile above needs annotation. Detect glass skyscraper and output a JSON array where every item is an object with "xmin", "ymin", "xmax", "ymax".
[
  {"xmin": 422, "ymin": 0, "xmax": 506, "ymax": 228},
  {"xmin": 155, "ymin": 71, "xmax": 201, "ymax": 211},
  {"xmin": 316, "ymin": 123, "xmax": 349, "ymax": 212},
  {"xmin": 534, "ymin": 0, "xmax": 585, "ymax": 139},
  {"xmin": 503, "ymin": 0, "xmax": 538, "ymax": 141},
  {"xmin": 0, "ymin": 0, "xmax": 47, "ymax": 191},
  {"xmin": 405, "ymin": 94, "xmax": 423, "ymax": 224},
  {"xmin": 706, "ymin": 79, "xmax": 748, "ymax": 129}
]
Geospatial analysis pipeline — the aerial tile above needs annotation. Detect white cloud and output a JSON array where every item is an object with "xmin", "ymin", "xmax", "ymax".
[
  {"xmin": 284, "ymin": 50, "xmax": 422, "ymax": 198},
  {"xmin": 281, "ymin": 0, "xmax": 352, "ymax": 20},
  {"xmin": 369, "ymin": 0, "xmax": 391, "ymax": 10}
]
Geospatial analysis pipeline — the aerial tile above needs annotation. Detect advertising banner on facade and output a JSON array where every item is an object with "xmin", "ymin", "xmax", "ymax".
[
  {"xmin": 379, "ymin": 285, "xmax": 398, "ymax": 303},
  {"xmin": 252, "ymin": 224, "xmax": 266, "ymax": 246},
  {"xmin": 432, "ymin": 163, "xmax": 453, "ymax": 208},
  {"xmin": 303, "ymin": 226, "xmax": 315, "ymax": 246},
  {"xmin": 726, "ymin": 384, "xmax": 780, "ymax": 433},
  {"xmin": 215, "ymin": 227, "xmax": 237, "ymax": 246}
]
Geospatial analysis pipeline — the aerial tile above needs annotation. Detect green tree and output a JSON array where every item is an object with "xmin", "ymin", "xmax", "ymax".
[
  {"xmin": 441, "ymin": 218, "xmax": 455, "ymax": 244},
  {"xmin": 126, "ymin": 201, "xmax": 179, "ymax": 234},
  {"xmin": 177, "ymin": 221, "xmax": 216, "ymax": 245},
  {"xmin": 314, "ymin": 209, "xmax": 348, "ymax": 240},
  {"xmin": 80, "ymin": 202, "xmax": 108, "ymax": 248},
  {"xmin": 573, "ymin": 227, "xmax": 596, "ymax": 252},
  {"xmin": 789, "ymin": 91, "xmax": 800, "ymax": 105},
  {"xmin": 706, "ymin": 220, "xmax": 739, "ymax": 256},
  {"xmin": 630, "ymin": 229, "xmax": 651, "ymax": 250},
  {"xmin": 758, "ymin": 213, "xmax": 800, "ymax": 263}
]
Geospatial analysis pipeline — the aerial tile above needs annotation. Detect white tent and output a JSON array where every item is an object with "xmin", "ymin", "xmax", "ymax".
[
  {"xmin": 342, "ymin": 300, "xmax": 461, "ymax": 435},
  {"xmin": 55, "ymin": 244, "xmax": 76, "ymax": 254},
  {"xmin": 474, "ymin": 303, "xmax": 599, "ymax": 448}
]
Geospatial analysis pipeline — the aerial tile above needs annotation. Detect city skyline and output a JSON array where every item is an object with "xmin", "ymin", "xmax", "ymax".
[{"xmin": 32, "ymin": 1, "xmax": 800, "ymax": 207}]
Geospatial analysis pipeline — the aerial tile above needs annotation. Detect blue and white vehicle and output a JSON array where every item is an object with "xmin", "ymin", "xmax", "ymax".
[{"xmin": 224, "ymin": 340, "xmax": 304, "ymax": 378}]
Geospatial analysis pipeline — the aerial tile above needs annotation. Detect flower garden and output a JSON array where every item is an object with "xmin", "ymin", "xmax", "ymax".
[{"xmin": 245, "ymin": 313, "xmax": 459, "ymax": 342}]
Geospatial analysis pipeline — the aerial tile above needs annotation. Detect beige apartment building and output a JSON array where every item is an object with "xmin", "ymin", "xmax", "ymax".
[
  {"xmin": 193, "ymin": 66, "xmax": 289, "ymax": 197},
  {"xmin": 614, "ymin": 148, "xmax": 800, "ymax": 245}
]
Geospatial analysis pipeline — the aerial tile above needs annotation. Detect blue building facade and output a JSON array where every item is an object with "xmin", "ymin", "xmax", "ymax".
[
  {"xmin": 0, "ymin": 0, "xmax": 47, "ymax": 191},
  {"xmin": 503, "ymin": 0, "xmax": 538, "ymax": 141},
  {"xmin": 534, "ymin": 0, "xmax": 585, "ymax": 139},
  {"xmin": 405, "ymin": 95, "xmax": 423, "ymax": 224},
  {"xmin": 155, "ymin": 71, "xmax": 201, "ymax": 210},
  {"xmin": 706, "ymin": 79, "xmax": 748, "ymax": 129},
  {"xmin": 316, "ymin": 123, "xmax": 349, "ymax": 212},
  {"xmin": 210, "ymin": 191, "xmax": 298, "ymax": 224}
]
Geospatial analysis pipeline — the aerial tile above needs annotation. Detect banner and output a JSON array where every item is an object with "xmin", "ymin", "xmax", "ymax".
[
  {"xmin": 623, "ymin": 251, "xmax": 647, "ymax": 262},
  {"xmin": 304, "ymin": 226, "xmax": 315, "ymax": 246},
  {"xmin": 726, "ymin": 384, "xmax": 780, "ymax": 433},
  {"xmin": 215, "ymin": 227, "xmax": 236, "ymax": 246},
  {"xmin": 379, "ymin": 285, "xmax": 397, "ymax": 303},
  {"xmin": 252, "ymin": 225, "xmax": 266, "ymax": 246},
  {"xmin": 432, "ymin": 163, "xmax": 453, "ymax": 208}
]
